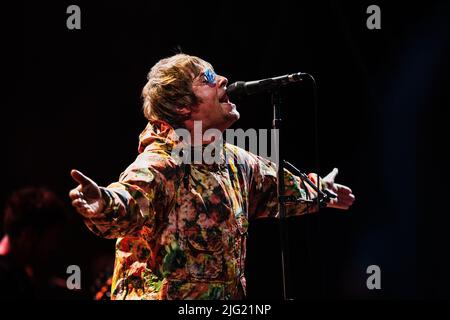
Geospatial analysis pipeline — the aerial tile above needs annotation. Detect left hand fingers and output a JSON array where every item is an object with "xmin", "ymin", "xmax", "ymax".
[
  {"xmin": 338, "ymin": 197, "xmax": 354, "ymax": 207},
  {"xmin": 325, "ymin": 185, "xmax": 354, "ymax": 200},
  {"xmin": 327, "ymin": 199, "xmax": 350, "ymax": 210},
  {"xmin": 327, "ymin": 189, "xmax": 355, "ymax": 209},
  {"xmin": 333, "ymin": 183, "xmax": 353, "ymax": 195},
  {"xmin": 336, "ymin": 191, "xmax": 355, "ymax": 201}
]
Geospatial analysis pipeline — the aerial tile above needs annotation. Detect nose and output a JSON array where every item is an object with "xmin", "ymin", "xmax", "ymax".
[{"xmin": 217, "ymin": 75, "xmax": 228, "ymax": 88}]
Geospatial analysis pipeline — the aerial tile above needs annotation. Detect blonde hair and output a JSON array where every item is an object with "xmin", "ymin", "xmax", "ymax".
[{"xmin": 141, "ymin": 53, "xmax": 213, "ymax": 128}]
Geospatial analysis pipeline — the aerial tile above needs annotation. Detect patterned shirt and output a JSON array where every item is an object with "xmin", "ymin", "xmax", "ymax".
[{"xmin": 80, "ymin": 120, "xmax": 322, "ymax": 300}]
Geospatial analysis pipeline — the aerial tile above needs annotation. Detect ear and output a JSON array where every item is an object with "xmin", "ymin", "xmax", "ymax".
[{"xmin": 177, "ymin": 106, "xmax": 191, "ymax": 117}]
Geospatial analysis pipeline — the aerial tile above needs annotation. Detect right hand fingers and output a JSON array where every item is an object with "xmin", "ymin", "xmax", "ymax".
[
  {"xmin": 71, "ymin": 198, "xmax": 87, "ymax": 207},
  {"xmin": 69, "ymin": 185, "xmax": 83, "ymax": 200},
  {"xmin": 71, "ymin": 198, "xmax": 95, "ymax": 216},
  {"xmin": 70, "ymin": 169, "xmax": 93, "ymax": 187}
]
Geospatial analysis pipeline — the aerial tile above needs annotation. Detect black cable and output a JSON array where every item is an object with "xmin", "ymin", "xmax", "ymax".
[
  {"xmin": 306, "ymin": 72, "xmax": 324, "ymax": 297},
  {"xmin": 303, "ymin": 73, "xmax": 321, "ymax": 209}
]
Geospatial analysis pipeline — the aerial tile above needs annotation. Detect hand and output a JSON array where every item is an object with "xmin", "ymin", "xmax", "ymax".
[
  {"xmin": 69, "ymin": 169, "xmax": 105, "ymax": 216},
  {"xmin": 322, "ymin": 168, "xmax": 355, "ymax": 210}
]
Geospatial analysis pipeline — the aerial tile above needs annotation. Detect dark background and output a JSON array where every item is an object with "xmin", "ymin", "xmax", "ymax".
[{"xmin": 3, "ymin": 0, "xmax": 449, "ymax": 299}]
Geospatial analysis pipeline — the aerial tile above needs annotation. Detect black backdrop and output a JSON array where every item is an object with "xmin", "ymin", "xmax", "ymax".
[{"xmin": 4, "ymin": 0, "xmax": 450, "ymax": 299}]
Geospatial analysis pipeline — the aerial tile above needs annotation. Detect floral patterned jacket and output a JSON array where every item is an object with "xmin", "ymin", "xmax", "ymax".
[{"xmin": 81, "ymin": 120, "xmax": 322, "ymax": 300}]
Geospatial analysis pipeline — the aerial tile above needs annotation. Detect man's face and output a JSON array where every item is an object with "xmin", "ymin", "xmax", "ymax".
[{"xmin": 188, "ymin": 67, "xmax": 240, "ymax": 132}]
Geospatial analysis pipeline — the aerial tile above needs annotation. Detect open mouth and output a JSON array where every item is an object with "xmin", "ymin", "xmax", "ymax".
[{"xmin": 219, "ymin": 93, "xmax": 230, "ymax": 103}]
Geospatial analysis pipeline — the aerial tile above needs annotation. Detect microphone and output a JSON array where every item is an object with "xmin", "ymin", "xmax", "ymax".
[{"xmin": 226, "ymin": 72, "xmax": 307, "ymax": 100}]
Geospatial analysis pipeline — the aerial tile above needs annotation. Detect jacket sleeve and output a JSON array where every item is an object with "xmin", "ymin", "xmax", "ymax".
[
  {"xmin": 81, "ymin": 152, "xmax": 180, "ymax": 239},
  {"xmin": 247, "ymin": 154, "xmax": 324, "ymax": 220}
]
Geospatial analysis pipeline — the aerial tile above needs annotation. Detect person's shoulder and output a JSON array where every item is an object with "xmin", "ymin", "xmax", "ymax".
[
  {"xmin": 225, "ymin": 143, "xmax": 261, "ymax": 168},
  {"xmin": 138, "ymin": 147, "xmax": 178, "ymax": 165},
  {"xmin": 123, "ymin": 148, "xmax": 182, "ymax": 178},
  {"xmin": 226, "ymin": 143, "xmax": 248, "ymax": 159},
  {"xmin": 225, "ymin": 143, "xmax": 277, "ymax": 176}
]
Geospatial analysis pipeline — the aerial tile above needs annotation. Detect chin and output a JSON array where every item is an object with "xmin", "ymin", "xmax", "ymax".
[
  {"xmin": 226, "ymin": 108, "xmax": 240, "ymax": 122},
  {"xmin": 219, "ymin": 102, "xmax": 240, "ymax": 127},
  {"xmin": 227, "ymin": 102, "xmax": 240, "ymax": 119},
  {"xmin": 232, "ymin": 110, "xmax": 240, "ymax": 121}
]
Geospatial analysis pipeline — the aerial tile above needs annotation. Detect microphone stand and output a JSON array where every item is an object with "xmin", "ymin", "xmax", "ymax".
[{"xmin": 271, "ymin": 89, "xmax": 335, "ymax": 301}]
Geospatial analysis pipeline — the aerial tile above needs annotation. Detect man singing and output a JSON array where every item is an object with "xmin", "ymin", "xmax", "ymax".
[{"xmin": 69, "ymin": 53, "xmax": 355, "ymax": 300}]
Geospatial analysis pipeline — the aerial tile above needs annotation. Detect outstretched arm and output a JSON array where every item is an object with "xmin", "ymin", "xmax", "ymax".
[
  {"xmin": 248, "ymin": 154, "xmax": 355, "ymax": 219},
  {"xmin": 68, "ymin": 153, "xmax": 179, "ymax": 239}
]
